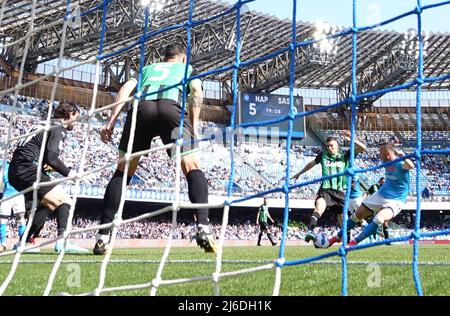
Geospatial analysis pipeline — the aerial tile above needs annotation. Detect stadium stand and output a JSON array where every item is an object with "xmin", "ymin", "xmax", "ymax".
[{"xmin": 1, "ymin": 99, "xmax": 449, "ymax": 200}]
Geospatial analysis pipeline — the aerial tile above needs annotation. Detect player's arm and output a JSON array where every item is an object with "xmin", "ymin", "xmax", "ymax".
[
  {"xmin": 256, "ymin": 210, "xmax": 260, "ymax": 224},
  {"xmin": 187, "ymin": 79, "xmax": 203, "ymax": 137},
  {"xmin": 343, "ymin": 130, "xmax": 366, "ymax": 153},
  {"xmin": 45, "ymin": 127, "xmax": 71, "ymax": 177},
  {"xmin": 396, "ymin": 149, "xmax": 415, "ymax": 170},
  {"xmin": 43, "ymin": 164, "xmax": 55, "ymax": 172},
  {"xmin": 101, "ymin": 78, "xmax": 137, "ymax": 143},
  {"xmin": 292, "ymin": 158, "xmax": 319, "ymax": 180},
  {"xmin": 268, "ymin": 213, "xmax": 275, "ymax": 224}
]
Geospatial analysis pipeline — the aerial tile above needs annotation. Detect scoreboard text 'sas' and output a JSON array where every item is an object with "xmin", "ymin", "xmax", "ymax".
[{"xmin": 238, "ymin": 92, "xmax": 305, "ymax": 138}]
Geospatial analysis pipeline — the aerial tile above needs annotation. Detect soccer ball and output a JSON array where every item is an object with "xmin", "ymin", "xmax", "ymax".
[{"xmin": 313, "ymin": 233, "xmax": 330, "ymax": 249}]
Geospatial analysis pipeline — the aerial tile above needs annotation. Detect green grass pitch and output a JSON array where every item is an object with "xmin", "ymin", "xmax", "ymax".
[{"xmin": 0, "ymin": 245, "xmax": 448, "ymax": 296}]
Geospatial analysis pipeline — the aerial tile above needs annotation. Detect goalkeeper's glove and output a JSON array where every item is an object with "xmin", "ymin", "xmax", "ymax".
[
  {"xmin": 43, "ymin": 164, "xmax": 54, "ymax": 173},
  {"xmin": 68, "ymin": 169, "xmax": 96, "ymax": 184}
]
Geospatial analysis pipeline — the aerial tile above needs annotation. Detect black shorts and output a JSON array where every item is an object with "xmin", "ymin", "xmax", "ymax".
[
  {"xmin": 8, "ymin": 160, "xmax": 57, "ymax": 203},
  {"xmin": 315, "ymin": 189, "xmax": 345, "ymax": 214},
  {"xmin": 259, "ymin": 222, "xmax": 269, "ymax": 232},
  {"xmin": 119, "ymin": 99, "xmax": 198, "ymax": 158}
]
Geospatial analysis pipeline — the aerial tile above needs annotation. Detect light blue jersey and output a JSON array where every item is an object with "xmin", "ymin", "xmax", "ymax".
[
  {"xmin": 3, "ymin": 162, "xmax": 17, "ymax": 198},
  {"xmin": 378, "ymin": 161, "xmax": 410, "ymax": 202},
  {"xmin": 2, "ymin": 162, "xmax": 18, "ymax": 198},
  {"xmin": 349, "ymin": 175, "xmax": 363, "ymax": 199}
]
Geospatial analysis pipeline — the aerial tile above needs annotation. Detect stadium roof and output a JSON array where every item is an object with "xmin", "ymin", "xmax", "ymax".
[{"xmin": 1, "ymin": 0, "xmax": 449, "ymax": 102}]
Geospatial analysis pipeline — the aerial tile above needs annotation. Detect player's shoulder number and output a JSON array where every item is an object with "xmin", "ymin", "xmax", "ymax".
[{"xmin": 148, "ymin": 63, "xmax": 175, "ymax": 81}]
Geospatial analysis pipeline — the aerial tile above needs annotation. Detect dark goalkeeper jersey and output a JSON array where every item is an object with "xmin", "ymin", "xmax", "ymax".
[{"xmin": 12, "ymin": 119, "xmax": 71, "ymax": 176}]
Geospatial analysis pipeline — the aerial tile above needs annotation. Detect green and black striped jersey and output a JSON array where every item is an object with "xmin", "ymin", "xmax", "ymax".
[
  {"xmin": 314, "ymin": 150, "xmax": 353, "ymax": 192},
  {"xmin": 258, "ymin": 205, "xmax": 269, "ymax": 223}
]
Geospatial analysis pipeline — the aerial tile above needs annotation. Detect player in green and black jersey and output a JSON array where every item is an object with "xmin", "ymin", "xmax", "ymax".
[
  {"xmin": 292, "ymin": 131, "xmax": 366, "ymax": 243},
  {"xmin": 95, "ymin": 44, "xmax": 216, "ymax": 255},
  {"xmin": 256, "ymin": 198, "xmax": 277, "ymax": 246}
]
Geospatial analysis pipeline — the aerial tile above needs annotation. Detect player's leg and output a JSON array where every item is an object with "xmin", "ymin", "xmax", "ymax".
[
  {"xmin": 160, "ymin": 100, "xmax": 216, "ymax": 253},
  {"xmin": 329, "ymin": 192, "xmax": 386, "ymax": 247},
  {"xmin": 24, "ymin": 202, "xmax": 51, "ymax": 243},
  {"xmin": 327, "ymin": 203, "xmax": 373, "ymax": 247},
  {"xmin": 329, "ymin": 189, "xmax": 346, "ymax": 228},
  {"xmin": 11, "ymin": 195, "xmax": 26, "ymax": 240},
  {"xmin": 181, "ymin": 153, "xmax": 208, "ymax": 226},
  {"xmin": 94, "ymin": 103, "xmax": 147, "ymax": 255},
  {"xmin": 257, "ymin": 223, "xmax": 264, "ymax": 246},
  {"xmin": 305, "ymin": 195, "xmax": 326, "ymax": 242},
  {"xmin": 0, "ymin": 198, "xmax": 12, "ymax": 251},
  {"xmin": 94, "ymin": 152, "xmax": 140, "ymax": 254},
  {"xmin": 9, "ymin": 195, "xmax": 27, "ymax": 251},
  {"xmin": 181, "ymin": 152, "xmax": 216, "ymax": 253},
  {"xmin": 257, "ymin": 233, "xmax": 263, "ymax": 246},
  {"xmin": 348, "ymin": 195, "xmax": 401, "ymax": 247},
  {"xmin": 0, "ymin": 217, "xmax": 7, "ymax": 252},
  {"xmin": 13, "ymin": 196, "xmax": 51, "ymax": 252},
  {"xmin": 338, "ymin": 195, "xmax": 362, "ymax": 240},
  {"xmin": 351, "ymin": 208, "xmax": 395, "ymax": 245},
  {"xmin": 382, "ymin": 222, "xmax": 391, "ymax": 245},
  {"xmin": 7, "ymin": 162, "xmax": 71, "ymax": 251},
  {"xmin": 266, "ymin": 227, "xmax": 277, "ymax": 246},
  {"xmin": 13, "ymin": 194, "xmax": 59, "ymax": 252},
  {"xmin": 41, "ymin": 186, "xmax": 88, "ymax": 253}
]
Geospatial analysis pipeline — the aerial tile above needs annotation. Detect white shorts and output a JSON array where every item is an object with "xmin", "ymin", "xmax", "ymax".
[
  {"xmin": 0, "ymin": 194, "xmax": 26, "ymax": 217},
  {"xmin": 362, "ymin": 191, "xmax": 404, "ymax": 217},
  {"xmin": 349, "ymin": 196, "xmax": 364, "ymax": 213}
]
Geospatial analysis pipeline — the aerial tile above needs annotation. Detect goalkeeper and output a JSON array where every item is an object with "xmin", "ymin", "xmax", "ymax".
[{"xmin": 8, "ymin": 101, "xmax": 87, "ymax": 253}]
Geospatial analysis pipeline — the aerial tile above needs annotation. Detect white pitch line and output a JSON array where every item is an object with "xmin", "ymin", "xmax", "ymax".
[{"xmin": 0, "ymin": 259, "xmax": 448, "ymax": 266}]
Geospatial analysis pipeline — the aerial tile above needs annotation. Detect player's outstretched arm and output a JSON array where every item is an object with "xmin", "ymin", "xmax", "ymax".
[
  {"xmin": 187, "ymin": 79, "xmax": 203, "ymax": 137},
  {"xmin": 396, "ymin": 149, "xmax": 415, "ymax": 170},
  {"xmin": 101, "ymin": 79, "xmax": 137, "ymax": 143},
  {"xmin": 292, "ymin": 159, "xmax": 317, "ymax": 180},
  {"xmin": 343, "ymin": 130, "xmax": 367, "ymax": 153},
  {"xmin": 45, "ymin": 127, "xmax": 71, "ymax": 177}
]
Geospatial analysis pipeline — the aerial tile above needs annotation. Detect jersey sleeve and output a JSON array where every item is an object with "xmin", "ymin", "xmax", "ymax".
[
  {"xmin": 314, "ymin": 151, "xmax": 323, "ymax": 164},
  {"xmin": 130, "ymin": 66, "xmax": 149, "ymax": 86},
  {"xmin": 45, "ymin": 126, "xmax": 71, "ymax": 177},
  {"xmin": 398, "ymin": 160, "xmax": 408, "ymax": 173}
]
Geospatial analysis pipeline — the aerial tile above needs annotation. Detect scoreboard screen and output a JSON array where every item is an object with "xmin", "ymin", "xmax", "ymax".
[{"xmin": 237, "ymin": 92, "xmax": 305, "ymax": 138}]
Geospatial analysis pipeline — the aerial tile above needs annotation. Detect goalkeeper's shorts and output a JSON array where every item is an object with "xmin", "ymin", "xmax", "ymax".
[{"xmin": 8, "ymin": 160, "xmax": 56, "ymax": 203}]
